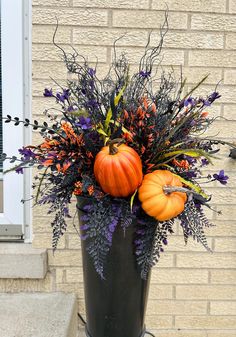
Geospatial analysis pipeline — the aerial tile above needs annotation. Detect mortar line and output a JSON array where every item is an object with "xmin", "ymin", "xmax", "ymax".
[{"xmin": 226, "ymin": 0, "xmax": 230, "ymax": 13}]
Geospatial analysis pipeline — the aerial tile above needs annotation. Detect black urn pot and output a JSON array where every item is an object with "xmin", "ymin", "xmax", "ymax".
[{"xmin": 77, "ymin": 197, "xmax": 151, "ymax": 337}]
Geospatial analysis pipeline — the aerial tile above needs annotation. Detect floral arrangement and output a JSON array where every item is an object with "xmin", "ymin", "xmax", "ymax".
[{"xmin": 2, "ymin": 20, "xmax": 233, "ymax": 279}]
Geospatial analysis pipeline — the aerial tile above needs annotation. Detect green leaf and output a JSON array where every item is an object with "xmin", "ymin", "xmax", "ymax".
[
  {"xmin": 109, "ymin": 119, "xmax": 132, "ymax": 136},
  {"xmin": 158, "ymin": 149, "xmax": 214, "ymax": 163},
  {"xmin": 97, "ymin": 128, "xmax": 108, "ymax": 137},
  {"xmin": 173, "ymin": 174, "xmax": 209, "ymax": 200},
  {"xmin": 130, "ymin": 189, "xmax": 138, "ymax": 212},
  {"xmin": 104, "ymin": 83, "xmax": 127, "ymax": 132}
]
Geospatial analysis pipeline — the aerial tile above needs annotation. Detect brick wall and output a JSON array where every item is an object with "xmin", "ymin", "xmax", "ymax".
[{"xmin": 30, "ymin": 0, "xmax": 236, "ymax": 336}]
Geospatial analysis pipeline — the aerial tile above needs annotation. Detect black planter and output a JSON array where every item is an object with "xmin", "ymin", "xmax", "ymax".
[{"xmin": 77, "ymin": 197, "xmax": 151, "ymax": 337}]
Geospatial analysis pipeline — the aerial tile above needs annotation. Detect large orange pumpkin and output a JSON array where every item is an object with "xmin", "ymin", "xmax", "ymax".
[
  {"xmin": 94, "ymin": 138, "xmax": 143, "ymax": 197},
  {"xmin": 138, "ymin": 170, "xmax": 187, "ymax": 221}
]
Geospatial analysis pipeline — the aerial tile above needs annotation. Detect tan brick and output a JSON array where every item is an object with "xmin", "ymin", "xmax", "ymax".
[
  {"xmin": 33, "ymin": 0, "xmax": 70, "ymax": 5},
  {"xmin": 33, "ymin": 233, "xmax": 65, "ymax": 249},
  {"xmin": 151, "ymin": 254, "xmax": 174, "ymax": 268},
  {"xmin": 33, "ymin": 216, "xmax": 54, "ymax": 233},
  {"xmin": 32, "ymin": 7, "xmax": 108, "ymax": 27},
  {"xmin": 211, "ymin": 270, "xmax": 236, "ymax": 284},
  {"xmin": 147, "ymin": 300, "xmax": 207, "ymax": 315},
  {"xmin": 175, "ymin": 315, "xmax": 236, "ymax": 329},
  {"xmin": 32, "ymin": 97, "xmax": 55, "ymax": 115},
  {"xmin": 176, "ymin": 285, "xmax": 236, "ymax": 300},
  {"xmin": 205, "ymin": 120, "xmax": 236, "ymax": 137},
  {"xmin": 224, "ymin": 69, "xmax": 236, "ymax": 85},
  {"xmin": 204, "ymin": 187, "xmax": 236, "ymax": 204},
  {"xmin": 177, "ymin": 253, "xmax": 236, "ymax": 268},
  {"xmin": 214, "ymin": 238, "xmax": 236, "ymax": 252},
  {"xmin": 210, "ymin": 301, "xmax": 236, "ymax": 315},
  {"xmin": 164, "ymin": 236, "xmax": 213, "ymax": 252},
  {"xmin": 149, "ymin": 284, "xmax": 173, "ymax": 299},
  {"xmin": 224, "ymin": 104, "xmax": 236, "ymax": 120},
  {"xmin": 55, "ymin": 268, "xmax": 66, "ymax": 283},
  {"xmin": 33, "ymin": 61, "xmax": 68, "ymax": 80},
  {"xmin": 204, "ymin": 221, "xmax": 236, "ymax": 237},
  {"xmin": 152, "ymin": 0, "xmax": 226, "ymax": 13},
  {"xmin": 182, "ymin": 67, "xmax": 222, "ymax": 85},
  {"xmin": 229, "ymin": 0, "xmax": 236, "ymax": 13},
  {"xmin": 155, "ymin": 331, "xmax": 207, "ymax": 337},
  {"xmin": 156, "ymin": 32, "xmax": 224, "ymax": 50},
  {"xmin": 146, "ymin": 315, "xmax": 173, "ymax": 329},
  {"xmin": 203, "ymin": 148, "xmax": 236, "ymax": 172},
  {"xmin": 32, "ymin": 25, "xmax": 71, "ymax": 44},
  {"xmin": 73, "ymin": 0, "xmax": 149, "ymax": 9},
  {"xmin": 207, "ymin": 331, "xmax": 236, "ymax": 337},
  {"xmin": 66, "ymin": 234, "xmax": 82, "ymax": 249},
  {"xmin": 114, "ymin": 47, "xmax": 184, "ymax": 65},
  {"xmin": 73, "ymin": 27, "xmax": 148, "ymax": 46},
  {"xmin": 151, "ymin": 268, "xmax": 209, "ymax": 284},
  {"xmin": 66, "ymin": 267, "xmax": 84, "ymax": 283},
  {"xmin": 226, "ymin": 33, "xmax": 236, "ymax": 49},
  {"xmin": 191, "ymin": 13, "xmax": 236, "ymax": 32},
  {"xmin": 48, "ymin": 250, "xmax": 82, "ymax": 267},
  {"xmin": 189, "ymin": 50, "xmax": 236, "ymax": 67},
  {"xmin": 32, "ymin": 44, "xmax": 107, "ymax": 63},
  {"xmin": 56, "ymin": 282, "xmax": 85, "ymax": 298},
  {"xmin": 0, "ymin": 272, "xmax": 54, "ymax": 292},
  {"xmin": 112, "ymin": 11, "xmax": 188, "ymax": 30}
]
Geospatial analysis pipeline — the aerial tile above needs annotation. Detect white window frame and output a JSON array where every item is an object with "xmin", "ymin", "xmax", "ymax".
[{"xmin": 0, "ymin": 0, "xmax": 32, "ymax": 241}]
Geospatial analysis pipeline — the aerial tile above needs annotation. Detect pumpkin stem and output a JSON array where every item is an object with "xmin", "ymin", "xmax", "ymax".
[
  {"xmin": 163, "ymin": 186, "xmax": 189, "ymax": 195},
  {"xmin": 108, "ymin": 138, "xmax": 125, "ymax": 155}
]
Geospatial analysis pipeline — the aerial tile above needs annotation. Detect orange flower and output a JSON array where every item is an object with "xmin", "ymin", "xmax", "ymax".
[
  {"xmin": 86, "ymin": 151, "xmax": 93, "ymax": 159},
  {"xmin": 173, "ymin": 159, "xmax": 190, "ymax": 170},
  {"xmin": 40, "ymin": 139, "xmax": 59, "ymax": 149},
  {"xmin": 87, "ymin": 185, "xmax": 95, "ymax": 196},
  {"xmin": 123, "ymin": 109, "xmax": 129, "ymax": 119},
  {"xmin": 122, "ymin": 132, "xmax": 133, "ymax": 142},
  {"xmin": 61, "ymin": 121, "xmax": 84, "ymax": 146},
  {"xmin": 201, "ymin": 111, "xmax": 209, "ymax": 118},
  {"xmin": 73, "ymin": 181, "xmax": 83, "ymax": 195},
  {"xmin": 56, "ymin": 161, "xmax": 72, "ymax": 174},
  {"xmin": 42, "ymin": 159, "xmax": 54, "ymax": 166}
]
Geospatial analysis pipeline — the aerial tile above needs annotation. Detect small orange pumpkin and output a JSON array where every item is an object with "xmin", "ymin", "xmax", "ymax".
[
  {"xmin": 138, "ymin": 170, "xmax": 187, "ymax": 221},
  {"xmin": 94, "ymin": 138, "xmax": 143, "ymax": 197}
]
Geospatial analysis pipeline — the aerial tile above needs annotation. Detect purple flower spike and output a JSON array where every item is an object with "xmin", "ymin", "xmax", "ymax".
[
  {"xmin": 88, "ymin": 68, "xmax": 96, "ymax": 77},
  {"xmin": 162, "ymin": 238, "xmax": 168, "ymax": 245},
  {"xmin": 184, "ymin": 97, "xmax": 195, "ymax": 107},
  {"xmin": 204, "ymin": 91, "xmax": 221, "ymax": 106},
  {"xmin": 18, "ymin": 147, "xmax": 36, "ymax": 160},
  {"xmin": 76, "ymin": 116, "xmax": 92, "ymax": 130},
  {"xmin": 139, "ymin": 70, "xmax": 151, "ymax": 78},
  {"xmin": 201, "ymin": 158, "xmax": 209, "ymax": 166},
  {"xmin": 213, "ymin": 170, "xmax": 229, "ymax": 185},
  {"xmin": 56, "ymin": 89, "xmax": 71, "ymax": 103},
  {"xmin": 16, "ymin": 167, "xmax": 24, "ymax": 174},
  {"xmin": 43, "ymin": 88, "xmax": 53, "ymax": 97}
]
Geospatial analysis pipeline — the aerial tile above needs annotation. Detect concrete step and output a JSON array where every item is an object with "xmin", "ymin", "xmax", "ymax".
[{"xmin": 0, "ymin": 292, "xmax": 78, "ymax": 337}]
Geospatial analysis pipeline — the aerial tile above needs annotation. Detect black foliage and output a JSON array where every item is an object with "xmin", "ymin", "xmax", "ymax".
[
  {"xmin": 78, "ymin": 197, "xmax": 137, "ymax": 279},
  {"xmin": 179, "ymin": 200, "xmax": 212, "ymax": 251},
  {"xmin": 135, "ymin": 215, "xmax": 175, "ymax": 279},
  {"xmin": 3, "ymin": 114, "xmax": 56, "ymax": 134},
  {"xmin": 51, "ymin": 210, "xmax": 67, "ymax": 250}
]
